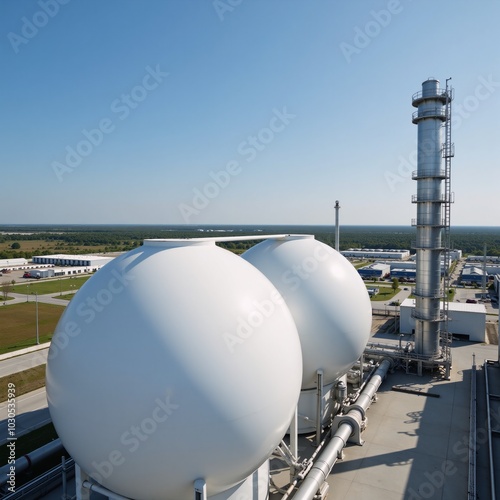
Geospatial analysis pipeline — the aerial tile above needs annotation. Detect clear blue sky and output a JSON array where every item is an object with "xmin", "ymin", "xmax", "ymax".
[{"xmin": 1, "ymin": 0, "xmax": 499, "ymax": 226}]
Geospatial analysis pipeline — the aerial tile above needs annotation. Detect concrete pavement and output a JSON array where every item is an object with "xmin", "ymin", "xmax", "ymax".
[
  {"xmin": 0, "ymin": 387, "xmax": 50, "ymax": 445},
  {"xmin": 0, "ymin": 348, "xmax": 49, "ymax": 377}
]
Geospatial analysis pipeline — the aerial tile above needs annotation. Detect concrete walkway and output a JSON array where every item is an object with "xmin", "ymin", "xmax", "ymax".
[{"xmin": 0, "ymin": 342, "xmax": 51, "ymax": 362}]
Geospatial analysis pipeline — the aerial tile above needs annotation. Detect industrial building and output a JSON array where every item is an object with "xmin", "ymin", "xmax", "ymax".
[
  {"xmin": 357, "ymin": 263, "xmax": 390, "ymax": 279},
  {"xmin": 32, "ymin": 254, "xmax": 113, "ymax": 269},
  {"xmin": 0, "ymin": 257, "xmax": 28, "ymax": 268},
  {"xmin": 341, "ymin": 248, "xmax": 410, "ymax": 260},
  {"xmin": 390, "ymin": 268, "xmax": 416, "ymax": 281},
  {"xmin": 448, "ymin": 249, "xmax": 462, "ymax": 260},
  {"xmin": 379, "ymin": 260, "xmax": 417, "ymax": 269},
  {"xmin": 467, "ymin": 255, "xmax": 500, "ymax": 264},
  {"xmin": 461, "ymin": 266, "xmax": 487, "ymax": 284},
  {"xmin": 400, "ymin": 298, "xmax": 486, "ymax": 342},
  {"xmin": 28, "ymin": 269, "xmax": 55, "ymax": 279}
]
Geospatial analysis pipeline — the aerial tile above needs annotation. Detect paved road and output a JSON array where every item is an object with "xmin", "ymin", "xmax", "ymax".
[
  {"xmin": 7, "ymin": 292, "xmax": 70, "ymax": 307},
  {"xmin": 0, "ymin": 348, "xmax": 48, "ymax": 378},
  {"xmin": 0, "ymin": 387, "xmax": 50, "ymax": 445}
]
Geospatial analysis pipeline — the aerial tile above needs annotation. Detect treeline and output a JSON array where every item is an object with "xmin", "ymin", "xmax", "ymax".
[
  {"xmin": 336, "ymin": 226, "xmax": 500, "ymax": 256},
  {"xmin": 0, "ymin": 225, "xmax": 499, "ymax": 258}
]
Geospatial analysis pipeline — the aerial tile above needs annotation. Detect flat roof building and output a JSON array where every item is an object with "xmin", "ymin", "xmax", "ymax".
[
  {"xmin": 342, "ymin": 249, "xmax": 410, "ymax": 260},
  {"xmin": 0, "ymin": 258, "xmax": 28, "ymax": 268},
  {"xmin": 32, "ymin": 254, "xmax": 114, "ymax": 268},
  {"xmin": 467, "ymin": 255, "xmax": 500, "ymax": 264},
  {"xmin": 400, "ymin": 298, "xmax": 486, "ymax": 342},
  {"xmin": 391, "ymin": 268, "xmax": 417, "ymax": 280},
  {"xmin": 358, "ymin": 263, "xmax": 390, "ymax": 279}
]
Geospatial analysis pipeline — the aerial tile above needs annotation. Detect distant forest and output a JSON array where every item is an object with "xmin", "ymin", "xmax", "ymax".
[{"xmin": 0, "ymin": 225, "xmax": 499, "ymax": 259}]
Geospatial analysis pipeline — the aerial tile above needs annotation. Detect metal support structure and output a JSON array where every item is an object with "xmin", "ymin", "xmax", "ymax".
[
  {"xmin": 82, "ymin": 480, "xmax": 131, "ymax": 500},
  {"xmin": 62, "ymin": 456, "xmax": 68, "ymax": 500},
  {"xmin": 316, "ymin": 370, "xmax": 324, "ymax": 446},
  {"xmin": 290, "ymin": 406, "xmax": 299, "ymax": 481},
  {"xmin": 194, "ymin": 478, "xmax": 207, "ymax": 500},
  {"xmin": 75, "ymin": 465, "xmax": 90, "ymax": 500}
]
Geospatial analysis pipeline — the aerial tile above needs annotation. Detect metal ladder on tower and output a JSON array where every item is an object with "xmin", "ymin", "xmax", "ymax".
[{"xmin": 441, "ymin": 78, "xmax": 454, "ymax": 378}]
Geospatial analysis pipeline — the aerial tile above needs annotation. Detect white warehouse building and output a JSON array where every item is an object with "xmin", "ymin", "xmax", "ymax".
[
  {"xmin": 400, "ymin": 298, "xmax": 486, "ymax": 342},
  {"xmin": 341, "ymin": 249, "xmax": 410, "ymax": 260},
  {"xmin": 32, "ymin": 254, "xmax": 114, "ymax": 268},
  {"xmin": 0, "ymin": 258, "xmax": 28, "ymax": 268}
]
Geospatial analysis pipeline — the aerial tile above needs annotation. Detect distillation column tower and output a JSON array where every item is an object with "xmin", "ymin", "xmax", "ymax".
[{"xmin": 411, "ymin": 78, "xmax": 453, "ymax": 360}]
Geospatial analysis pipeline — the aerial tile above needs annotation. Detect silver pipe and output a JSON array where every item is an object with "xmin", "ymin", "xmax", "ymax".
[
  {"xmin": 0, "ymin": 438, "xmax": 64, "ymax": 485},
  {"xmin": 292, "ymin": 422, "xmax": 353, "ymax": 500},
  {"xmin": 349, "ymin": 359, "xmax": 391, "ymax": 416},
  {"xmin": 82, "ymin": 480, "xmax": 131, "ymax": 499},
  {"xmin": 292, "ymin": 359, "xmax": 391, "ymax": 500}
]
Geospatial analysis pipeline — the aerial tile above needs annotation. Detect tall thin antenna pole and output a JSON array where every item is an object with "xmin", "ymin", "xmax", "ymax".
[{"xmin": 334, "ymin": 201, "xmax": 340, "ymax": 252}]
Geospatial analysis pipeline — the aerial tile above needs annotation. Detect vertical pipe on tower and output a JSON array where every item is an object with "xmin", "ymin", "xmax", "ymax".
[
  {"xmin": 411, "ymin": 79, "xmax": 448, "ymax": 358},
  {"xmin": 334, "ymin": 201, "xmax": 340, "ymax": 252}
]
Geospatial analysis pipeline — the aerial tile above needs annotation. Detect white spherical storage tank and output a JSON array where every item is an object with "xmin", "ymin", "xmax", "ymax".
[
  {"xmin": 46, "ymin": 239, "xmax": 303, "ymax": 500},
  {"xmin": 242, "ymin": 236, "xmax": 371, "ymax": 390}
]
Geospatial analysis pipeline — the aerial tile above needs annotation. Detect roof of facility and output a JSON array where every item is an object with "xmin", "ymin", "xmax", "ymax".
[
  {"xmin": 401, "ymin": 298, "xmax": 487, "ymax": 313},
  {"xmin": 33, "ymin": 254, "xmax": 113, "ymax": 260},
  {"xmin": 361, "ymin": 263, "xmax": 390, "ymax": 270},
  {"xmin": 462, "ymin": 266, "xmax": 486, "ymax": 276}
]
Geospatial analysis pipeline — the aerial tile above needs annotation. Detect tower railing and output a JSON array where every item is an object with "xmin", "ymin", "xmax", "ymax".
[{"xmin": 412, "ymin": 88, "xmax": 449, "ymax": 102}]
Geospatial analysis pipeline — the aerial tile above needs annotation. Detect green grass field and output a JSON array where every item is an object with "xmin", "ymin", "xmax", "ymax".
[
  {"xmin": 0, "ymin": 303, "xmax": 65, "ymax": 354},
  {"xmin": 353, "ymin": 261, "xmax": 370, "ymax": 269},
  {"xmin": 14, "ymin": 276, "xmax": 91, "ymax": 296},
  {"xmin": 56, "ymin": 293, "xmax": 76, "ymax": 301},
  {"xmin": 0, "ymin": 364, "xmax": 46, "ymax": 402},
  {"xmin": 367, "ymin": 285, "xmax": 401, "ymax": 302}
]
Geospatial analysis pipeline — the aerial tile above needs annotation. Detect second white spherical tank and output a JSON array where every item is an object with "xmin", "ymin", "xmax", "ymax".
[
  {"xmin": 46, "ymin": 239, "xmax": 302, "ymax": 500},
  {"xmin": 242, "ymin": 236, "xmax": 372, "ymax": 389}
]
